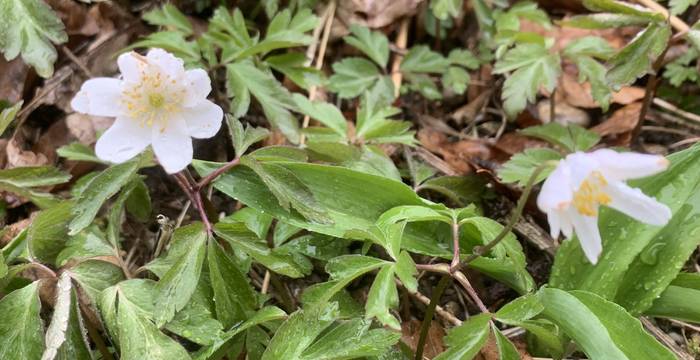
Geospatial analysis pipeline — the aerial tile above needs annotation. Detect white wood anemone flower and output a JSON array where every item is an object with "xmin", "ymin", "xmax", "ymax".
[
  {"xmin": 71, "ymin": 48, "xmax": 223, "ymax": 174},
  {"xmin": 537, "ymin": 149, "xmax": 671, "ymax": 264}
]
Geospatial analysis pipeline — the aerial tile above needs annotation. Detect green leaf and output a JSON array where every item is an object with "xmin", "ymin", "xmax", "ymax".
[
  {"xmin": 27, "ymin": 202, "xmax": 73, "ymax": 265},
  {"xmin": 492, "ymin": 324, "xmax": 520, "ymax": 360},
  {"xmin": 365, "ymin": 264, "xmax": 400, "ymax": 330},
  {"xmin": 448, "ymin": 49, "xmax": 480, "ymax": 69},
  {"xmin": 329, "ymin": 58, "xmax": 384, "ymax": 99},
  {"xmin": 267, "ymin": 53, "xmax": 324, "ymax": 90},
  {"xmin": 550, "ymin": 145, "xmax": 700, "ymax": 311},
  {"xmin": 377, "ymin": 205, "xmax": 452, "ymax": 228},
  {"xmin": 57, "ymin": 143, "xmax": 104, "ymax": 163},
  {"xmin": 215, "ymin": 222, "xmax": 311, "ymax": 278},
  {"xmin": 0, "ymin": 0, "xmax": 67, "ymax": 77},
  {"xmin": 418, "ymin": 176, "xmax": 486, "ymax": 206},
  {"xmin": 355, "ymin": 95, "xmax": 415, "ymax": 145},
  {"xmin": 207, "ymin": 239, "xmax": 257, "ymax": 328},
  {"xmin": 261, "ymin": 302, "xmax": 338, "ymax": 360},
  {"xmin": 112, "ymin": 282, "xmax": 191, "ymax": 360},
  {"xmin": 646, "ymin": 283, "xmax": 700, "ymax": 323},
  {"xmin": 142, "ymin": 3, "xmax": 193, "ymax": 34},
  {"xmin": 344, "ymin": 25, "xmax": 390, "ymax": 68},
  {"xmin": 400, "ymin": 45, "xmax": 449, "ymax": 73},
  {"xmin": 0, "ymin": 100, "xmax": 21, "ymax": 136},
  {"xmin": 0, "ymin": 166, "xmax": 70, "ymax": 188},
  {"xmin": 434, "ymin": 313, "xmax": 491, "ymax": 360},
  {"xmin": 404, "ymin": 73, "xmax": 442, "ymax": 100},
  {"xmin": 66, "ymin": 260, "xmax": 124, "ymax": 303},
  {"xmin": 575, "ymin": 56, "xmax": 613, "ymax": 110},
  {"xmin": 520, "ymin": 122, "xmax": 601, "ymax": 152},
  {"xmin": 563, "ymin": 36, "xmax": 616, "ymax": 60},
  {"xmin": 494, "ymin": 293, "xmax": 544, "ymax": 325},
  {"xmin": 292, "ymin": 94, "xmax": 348, "ymax": 137},
  {"xmin": 235, "ymin": 9, "xmax": 318, "ymax": 59},
  {"xmin": 125, "ymin": 177, "xmax": 151, "ymax": 222},
  {"xmin": 493, "ymin": 43, "xmax": 561, "ymax": 118},
  {"xmin": 395, "ymin": 251, "xmax": 418, "ymax": 293},
  {"xmin": 560, "ymin": 13, "xmax": 652, "ymax": 29},
  {"xmin": 226, "ymin": 115, "xmax": 270, "ymax": 158},
  {"xmin": 431, "ymin": 0, "xmax": 462, "ymax": 20},
  {"xmin": 606, "ymin": 23, "xmax": 671, "ymax": 89},
  {"xmin": 227, "ymin": 61, "xmax": 300, "ymax": 142},
  {"xmin": 538, "ymin": 288, "xmax": 675, "ymax": 360},
  {"xmin": 194, "ymin": 306, "xmax": 287, "ymax": 360},
  {"xmin": 498, "ymin": 148, "xmax": 561, "ymax": 186},
  {"xmin": 241, "ymin": 157, "xmax": 331, "ymax": 224},
  {"xmin": 582, "ymin": 0, "xmax": 666, "ymax": 21},
  {"xmin": 0, "ymin": 252, "xmax": 6, "ymax": 279},
  {"xmin": 57, "ymin": 289, "xmax": 92, "ymax": 360},
  {"xmin": 0, "ymin": 282, "xmax": 44, "ymax": 359},
  {"xmin": 670, "ymin": 0, "xmax": 699, "ymax": 14},
  {"xmin": 154, "ymin": 223, "xmax": 207, "ymax": 327},
  {"xmin": 127, "ymin": 32, "xmax": 201, "ymax": 65},
  {"xmin": 443, "ymin": 66, "xmax": 471, "ymax": 94},
  {"xmin": 300, "ymin": 318, "xmax": 401, "ymax": 360},
  {"xmin": 68, "ymin": 160, "xmax": 139, "ymax": 235}
]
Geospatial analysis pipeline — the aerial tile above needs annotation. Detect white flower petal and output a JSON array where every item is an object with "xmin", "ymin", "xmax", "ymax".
[
  {"xmin": 537, "ymin": 162, "xmax": 573, "ymax": 212},
  {"xmin": 117, "ymin": 52, "xmax": 143, "ymax": 83},
  {"xmin": 180, "ymin": 100, "xmax": 223, "ymax": 139},
  {"xmin": 606, "ymin": 181, "xmax": 671, "ymax": 226},
  {"xmin": 147, "ymin": 48, "xmax": 185, "ymax": 79},
  {"xmin": 564, "ymin": 152, "xmax": 599, "ymax": 188},
  {"xmin": 571, "ymin": 214, "xmax": 602, "ymax": 264},
  {"xmin": 151, "ymin": 117, "xmax": 192, "ymax": 174},
  {"xmin": 560, "ymin": 210, "xmax": 574, "ymax": 239},
  {"xmin": 95, "ymin": 117, "xmax": 150, "ymax": 163},
  {"xmin": 71, "ymin": 78, "xmax": 123, "ymax": 117},
  {"xmin": 546, "ymin": 210, "xmax": 561, "ymax": 239},
  {"xmin": 183, "ymin": 69, "xmax": 212, "ymax": 107},
  {"xmin": 590, "ymin": 148, "xmax": 669, "ymax": 181}
]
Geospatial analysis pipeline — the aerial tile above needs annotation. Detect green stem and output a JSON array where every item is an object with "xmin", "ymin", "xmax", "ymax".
[{"xmin": 414, "ymin": 275, "xmax": 451, "ymax": 360}]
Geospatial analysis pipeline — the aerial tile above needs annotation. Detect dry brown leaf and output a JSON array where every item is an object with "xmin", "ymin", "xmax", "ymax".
[
  {"xmin": 65, "ymin": 113, "xmax": 98, "ymax": 145},
  {"xmin": 6, "ymin": 138, "xmax": 50, "ymax": 168},
  {"xmin": 536, "ymin": 99, "xmax": 590, "ymax": 127},
  {"xmin": 559, "ymin": 73, "xmax": 645, "ymax": 109},
  {"xmin": 0, "ymin": 213, "xmax": 36, "ymax": 246},
  {"xmin": 520, "ymin": 19, "xmax": 630, "ymax": 53},
  {"xmin": 335, "ymin": 0, "xmax": 423, "ymax": 33},
  {"xmin": 494, "ymin": 132, "xmax": 548, "ymax": 156},
  {"xmin": 401, "ymin": 319, "xmax": 445, "ymax": 359},
  {"xmin": 0, "ymin": 58, "xmax": 29, "ymax": 104},
  {"xmin": 592, "ymin": 102, "xmax": 642, "ymax": 137},
  {"xmin": 418, "ymin": 128, "xmax": 491, "ymax": 174}
]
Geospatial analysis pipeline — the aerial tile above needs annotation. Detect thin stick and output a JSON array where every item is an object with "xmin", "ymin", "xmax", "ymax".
[
  {"xmin": 299, "ymin": 0, "xmax": 336, "ymax": 146},
  {"xmin": 61, "ymin": 46, "xmax": 93, "ymax": 77},
  {"xmin": 261, "ymin": 270, "xmax": 271, "ymax": 294},
  {"xmin": 653, "ymin": 97, "xmax": 700, "ymax": 125},
  {"xmin": 391, "ymin": 18, "xmax": 411, "ymax": 99},
  {"xmin": 414, "ymin": 275, "xmax": 452, "ymax": 360},
  {"xmin": 634, "ymin": 0, "xmax": 690, "ymax": 33},
  {"xmin": 395, "ymin": 279, "xmax": 462, "ymax": 326},
  {"xmin": 449, "ymin": 221, "xmax": 461, "ymax": 272},
  {"xmin": 453, "ymin": 271, "xmax": 489, "ymax": 313}
]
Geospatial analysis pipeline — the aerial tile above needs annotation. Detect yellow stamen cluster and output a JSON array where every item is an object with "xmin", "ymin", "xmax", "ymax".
[
  {"xmin": 120, "ymin": 60, "xmax": 186, "ymax": 131},
  {"xmin": 573, "ymin": 171, "xmax": 611, "ymax": 216}
]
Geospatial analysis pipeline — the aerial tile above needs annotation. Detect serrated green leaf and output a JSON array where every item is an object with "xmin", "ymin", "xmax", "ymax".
[
  {"xmin": 494, "ymin": 43, "xmax": 561, "ymax": 118},
  {"xmin": 207, "ymin": 239, "xmax": 257, "ymax": 328},
  {"xmin": 0, "ymin": 166, "xmax": 70, "ymax": 188},
  {"xmin": 125, "ymin": 177, "xmax": 151, "ymax": 222},
  {"xmin": 127, "ymin": 32, "xmax": 201, "ymax": 65},
  {"xmin": 400, "ymin": 45, "xmax": 449, "ymax": 73},
  {"xmin": 215, "ymin": 222, "xmax": 311, "ymax": 278},
  {"xmin": 266, "ymin": 52, "xmax": 324, "ymax": 90},
  {"xmin": 153, "ymin": 223, "xmax": 207, "ymax": 327},
  {"xmin": 431, "ymin": 0, "xmax": 462, "ymax": 20},
  {"xmin": 560, "ymin": 13, "xmax": 652, "ymax": 29},
  {"xmin": 498, "ymin": 148, "xmax": 561, "ymax": 186},
  {"xmin": 43, "ymin": 272, "xmax": 72, "ymax": 360},
  {"xmin": 329, "ymin": 58, "xmax": 383, "ymax": 99},
  {"xmin": 57, "ymin": 289, "xmax": 92, "ymax": 360},
  {"xmin": 0, "ymin": 282, "xmax": 44, "ymax": 359},
  {"xmin": 66, "ymin": 260, "xmax": 124, "ymax": 303},
  {"xmin": 365, "ymin": 264, "xmax": 400, "ymax": 329},
  {"xmin": 227, "ymin": 61, "xmax": 300, "ymax": 143},
  {"xmin": 576, "ymin": 56, "xmax": 612, "ymax": 110},
  {"xmin": 0, "ymin": 0, "xmax": 67, "ymax": 77},
  {"xmin": 345, "ymin": 25, "xmax": 390, "ymax": 68},
  {"xmin": 520, "ymin": 122, "xmax": 601, "ymax": 152},
  {"xmin": 0, "ymin": 100, "xmax": 21, "ymax": 136},
  {"xmin": 292, "ymin": 94, "xmax": 348, "ymax": 137},
  {"xmin": 404, "ymin": 73, "xmax": 442, "ymax": 100},
  {"xmin": 235, "ymin": 9, "xmax": 317, "ymax": 59},
  {"xmin": 582, "ymin": 0, "xmax": 665, "ymax": 21},
  {"xmin": 395, "ymin": 251, "xmax": 418, "ymax": 293},
  {"xmin": 226, "ymin": 115, "xmax": 270, "ymax": 158},
  {"xmin": 495, "ymin": 293, "xmax": 544, "ymax": 325},
  {"xmin": 670, "ymin": 0, "xmax": 699, "ymax": 15},
  {"xmin": 448, "ymin": 49, "xmax": 480, "ymax": 69},
  {"xmin": 28, "ymin": 202, "xmax": 74, "ymax": 265},
  {"xmin": 434, "ymin": 313, "xmax": 491, "ymax": 360},
  {"xmin": 261, "ymin": 302, "xmax": 338, "ymax": 360},
  {"xmin": 443, "ymin": 66, "xmax": 471, "ymax": 94},
  {"xmin": 142, "ymin": 3, "xmax": 193, "ymax": 34},
  {"xmin": 300, "ymin": 318, "xmax": 401, "ymax": 360},
  {"xmin": 563, "ymin": 36, "xmax": 616, "ymax": 60},
  {"xmin": 492, "ymin": 324, "xmax": 520, "ymax": 360},
  {"xmin": 69, "ymin": 160, "xmax": 139, "ymax": 235},
  {"xmin": 56, "ymin": 143, "xmax": 104, "ymax": 164},
  {"xmin": 606, "ymin": 23, "xmax": 671, "ymax": 89}
]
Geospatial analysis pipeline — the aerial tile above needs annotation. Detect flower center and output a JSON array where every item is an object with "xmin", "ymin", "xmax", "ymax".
[
  {"xmin": 572, "ymin": 171, "xmax": 611, "ymax": 217},
  {"xmin": 148, "ymin": 93, "xmax": 165, "ymax": 108}
]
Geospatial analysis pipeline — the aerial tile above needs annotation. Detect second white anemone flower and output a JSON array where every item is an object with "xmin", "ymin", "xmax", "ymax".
[
  {"xmin": 537, "ymin": 149, "xmax": 671, "ymax": 264},
  {"xmin": 71, "ymin": 48, "xmax": 223, "ymax": 173}
]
